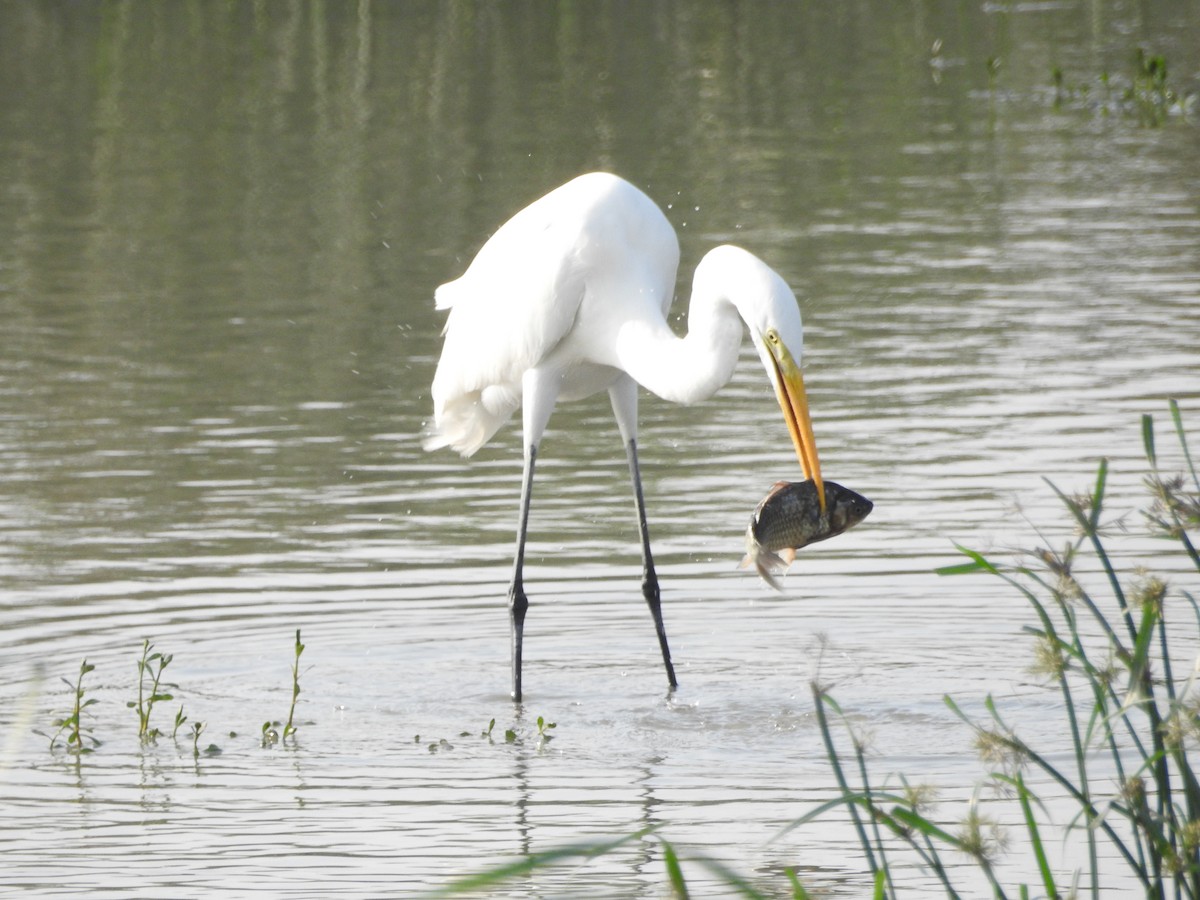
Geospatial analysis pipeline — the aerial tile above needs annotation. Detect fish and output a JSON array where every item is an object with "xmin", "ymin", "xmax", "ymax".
[{"xmin": 741, "ymin": 480, "xmax": 873, "ymax": 591}]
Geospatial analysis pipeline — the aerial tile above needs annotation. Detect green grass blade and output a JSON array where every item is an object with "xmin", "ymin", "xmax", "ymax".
[
  {"xmin": 820, "ymin": 693, "xmax": 847, "ymax": 717},
  {"xmin": 775, "ymin": 791, "xmax": 914, "ymax": 841},
  {"xmin": 775, "ymin": 795, "xmax": 870, "ymax": 840},
  {"xmin": 1129, "ymin": 602, "xmax": 1159, "ymax": 696},
  {"xmin": 873, "ymin": 869, "xmax": 887, "ymax": 900},
  {"xmin": 687, "ymin": 853, "xmax": 773, "ymax": 899},
  {"xmin": 993, "ymin": 678, "xmax": 1100, "ymax": 900},
  {"xmin": 661, "ymin": 839, "xmax": 690, "ymax": 899},
  {"xmin": 1169, "ymin": 400, "xmax": 1199, "ymax": 493},
  {"xmin": 1183, "ymin": 590, "xmax": 1200, "ymax": 633},
  {"xmin": 784, "ymin": 868, "xmax": 813, "ymax": 900},
  {"xmin": 1175, "ymin": 529, "xmax": 1200, "ymax": 576},
  {"xmin": 1045, "ymin": 471, "xmax": 1136, "ymax": 646},
  {"xmin": 936, "ymin": 560, "xmax": 993, "ymax": 576},
  {"xmin": 889, "ymin": 806, "xmax": 967, "ymax": 850},
  {"xmin": 852, "ymin": 728, "xmax": 895, "ymax": 897},
  {"xmin": 1013, "ymin": 773, "xmax": 1057, "ymax": 900},
  {"xmin": 1020, "ymin": 739, "xmax": 1145, "ymax": 886},
  {"xmin": 1143, "ymin": 413, "xmax": 1157, "ymax": 468},
  {"xmin": 810, "ymin": 683, "xmax": 882, "ymax": 880},
  {"xmin": 425, "ymin": 829, "xmax": 651, "ymax": 896},
  {"xmin": 943, "ymin": 694, "xmax": 973, "ymax": 727},
  {"xmin": 942, "ymin": 544, "xmax": 1001, "ymax": 575},
  {"xmin": 1089, "ymin": 457, "xmax": 1108, "ymax": 532}
]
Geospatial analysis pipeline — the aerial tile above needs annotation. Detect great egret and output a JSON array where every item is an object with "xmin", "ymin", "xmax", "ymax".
[{"xmin": 424, "ymin": 172, "xmax": 823, "ymax": 701}]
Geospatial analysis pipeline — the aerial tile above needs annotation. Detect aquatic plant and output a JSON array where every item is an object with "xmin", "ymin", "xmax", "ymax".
[
  {"xmin": 465, "ymin": 714, "xmax": 555, "ymax": 749},
  {"xmin": 427, "ymin": 403, "xmax": 1197, "ymax": 897},
  {"xmin": 190, "ymin": 721, "xmax": 206, "ymax": 757},
  {"xmin": 1051, "ymin": 49, "xmax": 1193, "ymax": 124},
  {"xmin": 1127, "ymin": 48, "xmax": 1181, "ymax": 126},
  {"xmin": 426, "ymin": 827, "xmax": 800, "ymax": 900},
  {"xmin": 129, "ymin": 639, "xmax": 174, "ymax": 742},
  {"xmin": 46, "ymin": 659, "xmax": 100, "ymax": 754},
  {"xmin": 284, "ymin": 628, "xmax": 305, "ymax": 740},
  {"xmin": 788, "ymin": 400, "xmax": 1200, "ymax": 899},
  {"xmin": 37, "ymin": 631, "xmax": 304, "ymax": 755},
  {"xmin": 986, "ymin": 55, "xmax": 1001, "ymax": 90},
  {"xmin": 263, "ymin": 629, "xmax": 306, "ymax": 747}
]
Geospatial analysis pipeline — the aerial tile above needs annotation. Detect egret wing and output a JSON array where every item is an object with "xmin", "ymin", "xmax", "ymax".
[{"xmin": 426, "ymin": 197, "xmax": 591, "ymax": 456}]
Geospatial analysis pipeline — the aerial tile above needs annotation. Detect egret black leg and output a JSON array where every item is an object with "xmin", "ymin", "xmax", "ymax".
[
  {"xmin": 624, "ymin": 438, "xmax": 678, "ymax": 691},
  {"xmin": 509, "ymin": 444, "xmax": 537, "ymax": 703}
]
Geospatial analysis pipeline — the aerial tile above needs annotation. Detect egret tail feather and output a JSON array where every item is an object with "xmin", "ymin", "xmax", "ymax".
[{"xmin": 423, "ymin": 389, "xmax": 518, "ymax": 457}]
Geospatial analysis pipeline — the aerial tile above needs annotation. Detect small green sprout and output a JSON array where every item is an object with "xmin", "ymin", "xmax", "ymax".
[
  {"xmin": 49, "ymin": 659, "xmax": 100, "ymax": 753},
  {"xmin": 128, "ymin": 639, "xmax": 174, "ymax": 742},
  {"xmin": 283, "ymin": 629, "xmax": 305, "ymax": 740},
  {"xmin": 190, "ymin": 721, "xmax": 206, "ymax": 758}
]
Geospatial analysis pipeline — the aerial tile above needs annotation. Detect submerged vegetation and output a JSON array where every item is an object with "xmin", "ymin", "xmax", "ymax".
[
  {"xmin": 129, "ymin": 639, "xmax": 174, "ymax": 742},
  {"xmin": 44, "ymin": 659, "xmax": 100, "ymax": 754},
  {"xmin": 1052, "ymin": 47, "xmax": 1195, "ymax": 124},
  {"xmin": 263, "ymin": 628, "xmax": 307, "ymax": 747},
  {"xmin": 1125, "ymin": 48, "xmax": 1190, "ymax": 126},
  {"xmin": 43, "ymin": 631, "xmax": 305, "ymax": 758}
]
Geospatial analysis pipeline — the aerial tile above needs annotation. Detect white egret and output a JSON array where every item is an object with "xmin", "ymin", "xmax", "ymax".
[{"xmin": 424, "ymin": 172, "xmax": 823, "ymax": 702}]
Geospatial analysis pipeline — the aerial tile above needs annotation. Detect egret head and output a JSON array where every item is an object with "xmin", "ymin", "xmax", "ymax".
[{"xmin": 710, "ymin": 245, "xmax": 825, "ymax": 507}]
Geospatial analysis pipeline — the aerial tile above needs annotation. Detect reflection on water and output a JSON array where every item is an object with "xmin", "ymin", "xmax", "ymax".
[{"xmin": 1, "ymin": 1, "xmax": 1198, "ymax": 896}]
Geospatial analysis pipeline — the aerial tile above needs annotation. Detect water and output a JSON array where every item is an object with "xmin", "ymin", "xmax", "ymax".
[{"xmin": 1, "ymin": 2, "xmax": 1198, "ymax": 896}]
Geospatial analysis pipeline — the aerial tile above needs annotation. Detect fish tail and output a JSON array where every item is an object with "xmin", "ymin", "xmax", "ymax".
[{"xmin": 741, "ymin": 544, "xmax": 790, "ymax": 592}]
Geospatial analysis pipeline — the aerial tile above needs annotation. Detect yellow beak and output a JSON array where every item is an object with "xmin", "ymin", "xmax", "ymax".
[{"xmin": 768, "ymin": 346, "xmax": 825, "ymax": 512}]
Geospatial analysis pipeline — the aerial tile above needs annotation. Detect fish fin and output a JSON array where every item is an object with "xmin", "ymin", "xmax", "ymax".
[
  {"xmin": 764, "ymin": 481, "xmax": 791, "ymax": 500},
  {"xmin": 778, "ymin": 548, "xmax": 796, "ymax": 565},
  {"xmin": 738, "ymin": 553, "xmax": 752, "ymax": 570},
  {"xmin": 755, "ymin": 556, "xmax": 786, "ymax": 592},
  {"xmin": 744, "ymin": 544, "xmax": 789, "ymax": 593}
]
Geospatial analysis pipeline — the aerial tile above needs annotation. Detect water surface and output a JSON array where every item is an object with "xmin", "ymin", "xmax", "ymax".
[{"xmin": 1, "ymin": 2, "xmax": 1199, "ymax": 896}]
